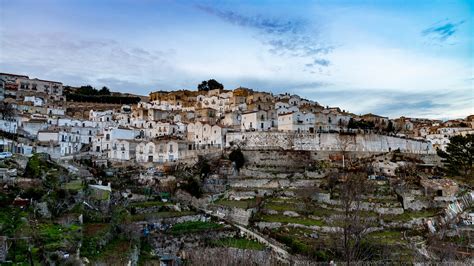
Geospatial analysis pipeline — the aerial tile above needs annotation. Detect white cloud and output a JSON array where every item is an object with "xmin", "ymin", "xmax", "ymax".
[{"xmin": 327, "ymin": 45, "xmax": 470, "ymax": 92}]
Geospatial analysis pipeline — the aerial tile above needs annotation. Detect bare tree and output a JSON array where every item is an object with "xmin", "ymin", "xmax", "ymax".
[
  {"xmin": 338, "ymin": 172, "xmax": 374, "ymax": 263},
  {"xmin": 0, "ymin": 102, "xmax": 15, "ymax": 120},
  {"xmin": 336, "ymin": 134, "xmax": 356, "ymax": 168}
]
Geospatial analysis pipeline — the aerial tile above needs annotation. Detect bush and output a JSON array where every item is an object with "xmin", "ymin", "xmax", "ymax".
[
  {"xmin": 180, "ymin": 177, "xmax": 202, "ymax": 198},
  {"xmin": 229, "ymin": 149, "xmax": 245, "ymax": 171}
]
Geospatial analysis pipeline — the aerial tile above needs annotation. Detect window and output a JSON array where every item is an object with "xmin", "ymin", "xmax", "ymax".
[
  {"xmin": 106, "ymin": 134, "xmax": 110, "ymax": 141},
  {"xmin": 169, "ymin": 144, "xmax": 173, "ymax": 152}
]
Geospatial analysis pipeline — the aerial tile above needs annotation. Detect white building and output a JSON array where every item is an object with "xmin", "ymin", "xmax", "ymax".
[
  {"xmin": 187, "ymin": 122, "xmax": 225, "ymax": 149},
  {"xmin": 135, "ymin": 139, "xmax": 189, "ymax": 163},
  {"xmin": 240, "ymin": 110, "xmax": 272, "ymax": 131},
  {"xmin": 278, "ymin": 111, "xmax": 316, "ymax": 133},
  {"xmin": 108, "ymin": 139, "xmax": 138, "ymax": 161}
]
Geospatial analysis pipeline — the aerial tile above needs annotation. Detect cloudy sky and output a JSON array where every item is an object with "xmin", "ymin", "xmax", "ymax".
[{"xmin": 0, "ymin": 0, "xmax": 472, "ymax": 119}]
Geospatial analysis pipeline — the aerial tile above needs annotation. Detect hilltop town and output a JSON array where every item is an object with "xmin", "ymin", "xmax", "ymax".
[{"xmin": 0, "ymin": 73, "xmax": 473, "ymax": 264}]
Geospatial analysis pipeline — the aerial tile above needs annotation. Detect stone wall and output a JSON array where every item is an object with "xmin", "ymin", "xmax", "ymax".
[
  {"xmin": 150, "ymin": 228, "xmax": 237, "ymax": 256},
  {"xmin": 241, "ymin": 149, "xmax": 315, "ymax": 173},
  {"xmin": 227, "ymin": 132, "xmax": 434, "ymax": 154},
  {"xmin": 207, "ymin": 205, "xmax": 255, "ymax": 226}
]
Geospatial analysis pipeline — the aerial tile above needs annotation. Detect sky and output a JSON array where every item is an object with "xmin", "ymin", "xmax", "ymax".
[{"xmin": 0, "ymin": 0, "xmax": 472, "ymax": 119}]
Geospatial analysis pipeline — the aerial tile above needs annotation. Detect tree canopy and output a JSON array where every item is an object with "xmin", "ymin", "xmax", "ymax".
[
  {"xmin": 437, "ymin": 134, "xmax": 473, "ymax": 177},
  {"xmin": 73, "ymin": 85, "xmax": 112, "ymax": 96},
  {"xmin": 229, "ymin": 148, "xmax": 245, "ymax": 171},
  {"xmin": 347, "ymin": 118, "xmax": 375, "ymax": 130},
  {"xmin": 0, "ymin": 102, "xmax": 15, "ymax": 120},
  {"xmin": 197, "ymin": 79, "xmax": 224, "ymax": 91}
]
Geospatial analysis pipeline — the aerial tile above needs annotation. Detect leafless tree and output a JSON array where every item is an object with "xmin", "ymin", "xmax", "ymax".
[
  {"xmin": 396, "ymin": 162, "xmax": 420, "ymax": 186},
  {"xmin": 337, "ymin": 172, "xmax": 374, "ymax": 264},
  {"xmin": 0, "ymin": 102, "xmax": 15, "ymax": 120},
  {"xmin": 336, "ymin": 134, "xmax": 356, "ymax": 168}
]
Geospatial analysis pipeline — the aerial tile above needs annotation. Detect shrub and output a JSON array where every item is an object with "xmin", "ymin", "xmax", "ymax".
[{"xmin": 229, "ymin": 149, "xmax": 245, "ymax": 171}]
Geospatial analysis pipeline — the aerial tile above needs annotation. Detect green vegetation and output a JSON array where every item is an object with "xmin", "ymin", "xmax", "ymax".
[
  {"xmin": 38, "ymin": 223, "xmax": 81, "ymax": 251},
  {"xmin": 197, "ymin": 79, "xmax": 224, "ymax": 91},
  {"xmin": 171, "ymin": 221, "xmax": 223, "ymax": 234},
  {"xmin": 367, "ymin": 230, "xmax": 404, "ymax": 245},
  {"xmin": 264, "ymin": 201, "xmax": 299, "ymax": 211},
  {"xmin": 384, "ymin": 209, "xmax": 438, "ymax": 222},
  {"xmin": 348, "ymin": 118, "xmax": 375, "ymax": 130},
  {"xmin": 271, "ymin": 232, "xmax": 329, "ymax": 261},
  {"xmin": 81, "ymin": 223, "xmax": 112, "ymax": 258},
  {"xmin": 130, "ymin": 200, "xmax": 171, "ymax": 208},
  {"xmin": 311, "ymin": 207, "xmax": 343, "ymax": 217},
  {"xmin": 90, "ymin": 237, "xmax": 132, "ymax": 263},
  {"xmin": 66, "ymin": 93, "xmax": 141, "ymax": 104},
  {"xmin": 0, "ymin": 207, "xmax": 28, "ymax": 236},
  {"xmin": 65, "ymin": 84, "xmax": 140, "ymax": 104},
  {"xmin": 180, "ymin": 177, "xmax": 203, "ymax": 198},
  {"xmin": 131, "ymin": 211, "xmax": 196, "ymax": 222},
  {"xmin": 259, "ymin": 214, "xmax": 325, "ymax": 226},
  {"xmin": 64, "ymin": 179, "xmax": 83, "ymax": 191},
  {"xmin": 229, "ymin": 148, "xmax": 245, "ymax": 170},
  {"xmin": 437, "ymin": 134, "xmax": 473, "ymax": 177},
  {"xmin": 211, "ymin": 237, "xmax": 266, "ymax": 250},
  {"xmin": 138, "ymin": 239, "xmax": 159, "ymax": 265},
  {"xmin": 215, "ymin": 198, "xmax": 256, "ymax": 209},
  {"xmin": 24, "ymin": 153, "xmax": 50, "ymax": 178}
]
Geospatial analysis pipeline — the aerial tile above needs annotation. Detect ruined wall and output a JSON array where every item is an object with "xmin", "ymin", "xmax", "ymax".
[{"xmin": 227, "ymin": 132, "xmax": 434, "ymax": 154}]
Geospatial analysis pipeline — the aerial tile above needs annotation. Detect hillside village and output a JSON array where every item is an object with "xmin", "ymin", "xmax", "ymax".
[
  {"xmin": 0, "ymin": 73, "xmax": 472, "ymax": 161},
  {"xmin": 0, "ymin": 73, "xmax": 473, "ymax": 264}
]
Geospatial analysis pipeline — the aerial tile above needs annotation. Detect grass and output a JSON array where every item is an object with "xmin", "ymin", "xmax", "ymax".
[
  {"xmin": 131, "ymin": 211, "xmax": 196, "ymax": 222},
  {"xmin": 311, "ymin": 207, "xmax": 342, "ymax": 217},
  {"xmin": 0, "ymin": 207, "xmax": 28, "ymax": 236},
  {"xmin": 214, "ymin": 198, "xmax": 256, "ymax": 209},
  {"xmin": 384, "ymin": 209, "xmax": 438, "ymax": 222},
  {"xmin": 367, "ymin": 230, "xmax": 404, "ymax": 245},
  {"xmin": 64, "ymin": 179, "xmax": 83, "ymax": 191},
  {"xmin": 264, "ymin": 201, "xmax": 299, "ymax": 212},
  {"xmin": 130, "ymin": 201, "xmax": 171, "ymax": 208},
  {"xmin": 171, "ymin": 221, "xmax": 223, "ymax": 234},
  {"xmin": 259, "ymin": 214, "xmax": 325, "ymax": 226},
  {"xmin": 212, "ymin": 237, "xmax": 266, "ymax": 251},
  {"xmin": 92, "ymin": 237, "xmax": 132, "ymax": 263},
  {"xmin": 38, "ymin": 223, "xmax": 81, "ymax": 251},
  {"xmin": 138, "ymin": 239, "xmax": 159, "ymax": 265}
]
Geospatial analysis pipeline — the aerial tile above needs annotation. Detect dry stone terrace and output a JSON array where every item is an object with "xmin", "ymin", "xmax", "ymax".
[{"xmin": 0, "ymin": 74, "xmax": 472, "ymax": 264}]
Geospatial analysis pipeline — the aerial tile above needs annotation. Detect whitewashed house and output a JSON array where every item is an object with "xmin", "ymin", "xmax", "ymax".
[
  {"xmin": 187, "ymin": 122, "xmax": 225, "ymax": 149},
  {"xmin": 241, "ymin": 110, "xmax": 272, "ymax": 131},
  {"xmin": 135, "ymin": 139, "xmax": 189, "ymax": 163},
  {"xmin": 108, "ymin": 139, "xmax": 138, "ymax": 161},
  {"xmin": 277, "ymin": 111, "xmax": 315, "ymax": 133}
]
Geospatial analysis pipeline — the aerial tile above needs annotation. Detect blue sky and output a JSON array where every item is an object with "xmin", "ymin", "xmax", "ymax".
[{"xmin": 0, "ymin": 0, "xmax": 472, "ymax": 119}]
